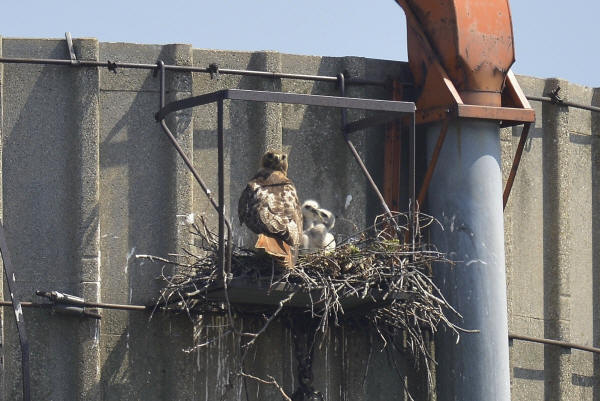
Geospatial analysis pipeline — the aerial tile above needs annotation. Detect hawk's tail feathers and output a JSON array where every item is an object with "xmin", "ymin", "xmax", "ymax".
[{"xmin": 255, "ymin": 234, "xmax": 293, "ymax": 269}]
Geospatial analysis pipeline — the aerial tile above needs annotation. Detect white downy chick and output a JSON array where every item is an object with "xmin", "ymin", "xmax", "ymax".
[
  {"xmin": 301, "ymin": 200, "xmax": 320, "ymax": 230},
  {"xmin": 301, "ymin": 200, "xmax": 321, "ymax": 250},
  {"xmin": 317, "ymin": 207, "xmax": 335, "ymax": 230},
  {"xmin": 316, "ymin": 208, "xmax": 336, "ymax": 250},
  {"xmin": 305, "ymin": 206, "xmax": 336, "ymax": 251},
  {"xmin": 306, "ymin": 224, "xmax": 328, "ymax": 250}
]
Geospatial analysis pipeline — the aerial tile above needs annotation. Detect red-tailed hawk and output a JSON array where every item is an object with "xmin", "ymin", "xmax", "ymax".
[{"xmin": 238, "ymin": 150, "xmax": 303, "ymax": 268}]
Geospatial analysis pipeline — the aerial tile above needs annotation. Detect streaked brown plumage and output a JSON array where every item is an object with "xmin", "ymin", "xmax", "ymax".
[{"xmin": 238, "ymin": 150, "xmax": 303, "ymax": 268}]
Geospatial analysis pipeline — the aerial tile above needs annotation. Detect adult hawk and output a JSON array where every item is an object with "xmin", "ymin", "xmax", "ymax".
[{"xmin": 238, "ymin": 150, "xmax": 303, "ymax": 268}]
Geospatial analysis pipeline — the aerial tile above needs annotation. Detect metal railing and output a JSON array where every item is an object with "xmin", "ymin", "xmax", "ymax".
[
  {"xmin": 0, "ymin": 56, "xmax": 394, "ymax": 87},
  {"xmin": 154, "ymin": 61, "xmax": 416, "ymax": 274}
]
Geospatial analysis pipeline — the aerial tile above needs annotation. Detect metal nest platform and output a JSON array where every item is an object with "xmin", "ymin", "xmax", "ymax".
[
  {"xmin": 201, "ymin": 277, "xmax": 412, "ymax": 312},
  {"xmin": 154, "ymin": 62, "xmax": 418, "ymax": 276}
]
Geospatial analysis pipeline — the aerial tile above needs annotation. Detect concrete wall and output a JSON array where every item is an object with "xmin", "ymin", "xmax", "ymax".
[
  {"xmin": 1, "ymin": 36, "xmax": 599, "ymax": 401},
  {"xmin": 0, "ymin": 38, "xmax": 422, "ymax": 401},
  {"xmin": 502, "ymin": 77, "xmax": 600, "ymax": 401}
]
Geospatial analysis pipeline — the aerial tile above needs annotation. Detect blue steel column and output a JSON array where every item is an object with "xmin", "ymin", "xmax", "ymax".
[{"xmin": 426, "ymin": 119, "xmax": 511, "ymax": 400}]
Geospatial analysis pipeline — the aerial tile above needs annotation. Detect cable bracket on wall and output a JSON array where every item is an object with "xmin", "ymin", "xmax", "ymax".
[
  {"xmin": 208, "ymin": 63, "xmax": 220, "ymax": 80},
  {"xmin": 107, "ymin": 60, "xmax": 118, "ymax": 74},
  {"xmin": 546, "ymin": 86, "xmax": 563, "ymax": 104},
  {"xmin": 65, "ymin": 32, "xmax": 79, "ymax": 66}
]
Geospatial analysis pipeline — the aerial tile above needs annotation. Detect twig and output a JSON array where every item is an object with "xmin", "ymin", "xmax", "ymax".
[
  {"xmin": 144, "ymin": 211, "xmax": 465, "ymax": 398},
  {"xmin": 239, "ymin": 372, "xmax": 292, "ymax": 401},
  {"xmin": 136, "ymin": 254, "xmax": 192, "ymax": 267},
  {"xmin": 243, "ymin": 291, "xmax": 296, "ymax": 349}
]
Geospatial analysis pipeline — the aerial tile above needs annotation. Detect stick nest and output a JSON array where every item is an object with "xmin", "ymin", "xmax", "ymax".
[{"xmin": 142, "ymin": 212, "xmax": 465, "ymax": 394}]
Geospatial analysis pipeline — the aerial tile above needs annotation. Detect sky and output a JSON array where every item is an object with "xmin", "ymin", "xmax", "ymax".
[{"xmin": 1, "ymin": 0, "xmax": 598, "ymax": 88}]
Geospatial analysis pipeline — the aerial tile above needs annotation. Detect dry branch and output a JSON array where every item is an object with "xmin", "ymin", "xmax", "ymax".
[{"xmin": 141, "ymin": 211, "xmax": 463, "ymax": 397}]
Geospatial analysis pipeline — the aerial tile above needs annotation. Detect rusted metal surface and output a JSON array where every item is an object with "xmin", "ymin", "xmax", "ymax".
[
  {"xmin": 415, "ymin": 99, "xmax": 535, "ymax": 127},
  {"xmin": 408, "ymin": 106, "xmax": 417, "ymax": 245},
  {"xmin": 415, "ymin": 106, "xmax": 451, "ymax": 125},
  {"xmin": 454, "ymin": 104, "xmax": 536, "ymax": 124},
  {"xmin": 395, "ymin": 0, "xmax": 463, "ymax": 112},
  {"xmin": 396, "ymin": 0, "xmax": 514, "ymax": 108},
  {"xmin": 383, "ymin": 80, "xmax": 403, "ymax": 212},
  {"xmin": 503, "ymin": 122, "xmax": 532, "ymax": 209},
  {"xmin": 417, "ymin": 117, "xmax": 450, "ymax": 208},
  {"xmin": 502, "ymin": 70, "xmax": 532, "ymax": 109},
  {"xmin": 395, "ymin": 0, "xmax": 535, "ymax": 127},
  {"xmin": 417, "ymin": 104, "xmax": 534, "ymax": 127}
]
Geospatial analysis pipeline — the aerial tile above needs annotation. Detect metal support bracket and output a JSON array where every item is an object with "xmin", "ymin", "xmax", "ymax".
[
  {"xmin": 417, "ymin": 117, "xmax": 450, "ymax": 207},
  {"xmin": 208, "ymin": 63, "xmax": 220, "ymax": 80},
  {"xmin": 36, "ymin": 290, "xmax": 101, "ymax": 319},
  {"xmin": 37, "ymin": 290, "xmax": 85, "ymax": 305},
  {"xmin": 107, "ymin": 60, "xmax": 118, "ymax": 74},
  {"xmin": 547, "ymin": 86, "xmax": 563, "ymax": 103},
  {"xmin": 503, "ymin": 122, "xmax": 532, "ymax": 209}
]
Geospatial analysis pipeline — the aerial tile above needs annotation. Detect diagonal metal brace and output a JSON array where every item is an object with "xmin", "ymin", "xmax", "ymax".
[
  {"xmin": 503, "ymin": 122, "xmax": 532, "ymax": 209},
  {"xmin": 65, "ymin": 32, "xmax": 79, "ymax": 66},
  {"xmin": 0, "ymin": 221, "xmax": 31, "ymax": 401},
  {"xmin": 337, "ymin": 73, "xmax": 407, "ymax": 241}
]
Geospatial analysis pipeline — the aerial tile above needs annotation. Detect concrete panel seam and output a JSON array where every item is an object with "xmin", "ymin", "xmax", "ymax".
[
  {"xmin": 541, "ymin": 77, "xmax": 573, "ymax": 400},
  {"xmin": 73, "ymin": 38, "xmax": 102, "ymax": 401}
]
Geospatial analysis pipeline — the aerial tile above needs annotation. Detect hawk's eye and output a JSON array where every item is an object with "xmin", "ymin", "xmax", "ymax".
[
  {"xmin": 281, "ymin": 155, "xmax": 287, "ymax": 160},
  {"xmin": 266, "ymin": 153, "xmax": 273, "ymax": 159}
]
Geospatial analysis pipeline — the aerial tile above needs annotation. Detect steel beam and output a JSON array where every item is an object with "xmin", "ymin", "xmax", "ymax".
[{"xmin": 156, "ymin": 89, "xmax": 415, "ymax": 121}]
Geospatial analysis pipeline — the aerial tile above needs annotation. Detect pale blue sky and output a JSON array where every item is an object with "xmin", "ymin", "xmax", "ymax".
[{"xmin": 2, "ymin": 1, "xmax": 598, "ymax": 87}]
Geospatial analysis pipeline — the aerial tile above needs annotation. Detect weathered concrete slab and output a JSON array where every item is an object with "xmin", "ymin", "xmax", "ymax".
[
  {"xmin": 504, "ymin": 75, "xmax": 599, "ymax": 401},
  {"xmin": 0, "ymin": 37, "xmax": 419, "ymax": 401},
  {"xmin": 2, "ymin": 38, "xmax": 88, "ymax": 400}
]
